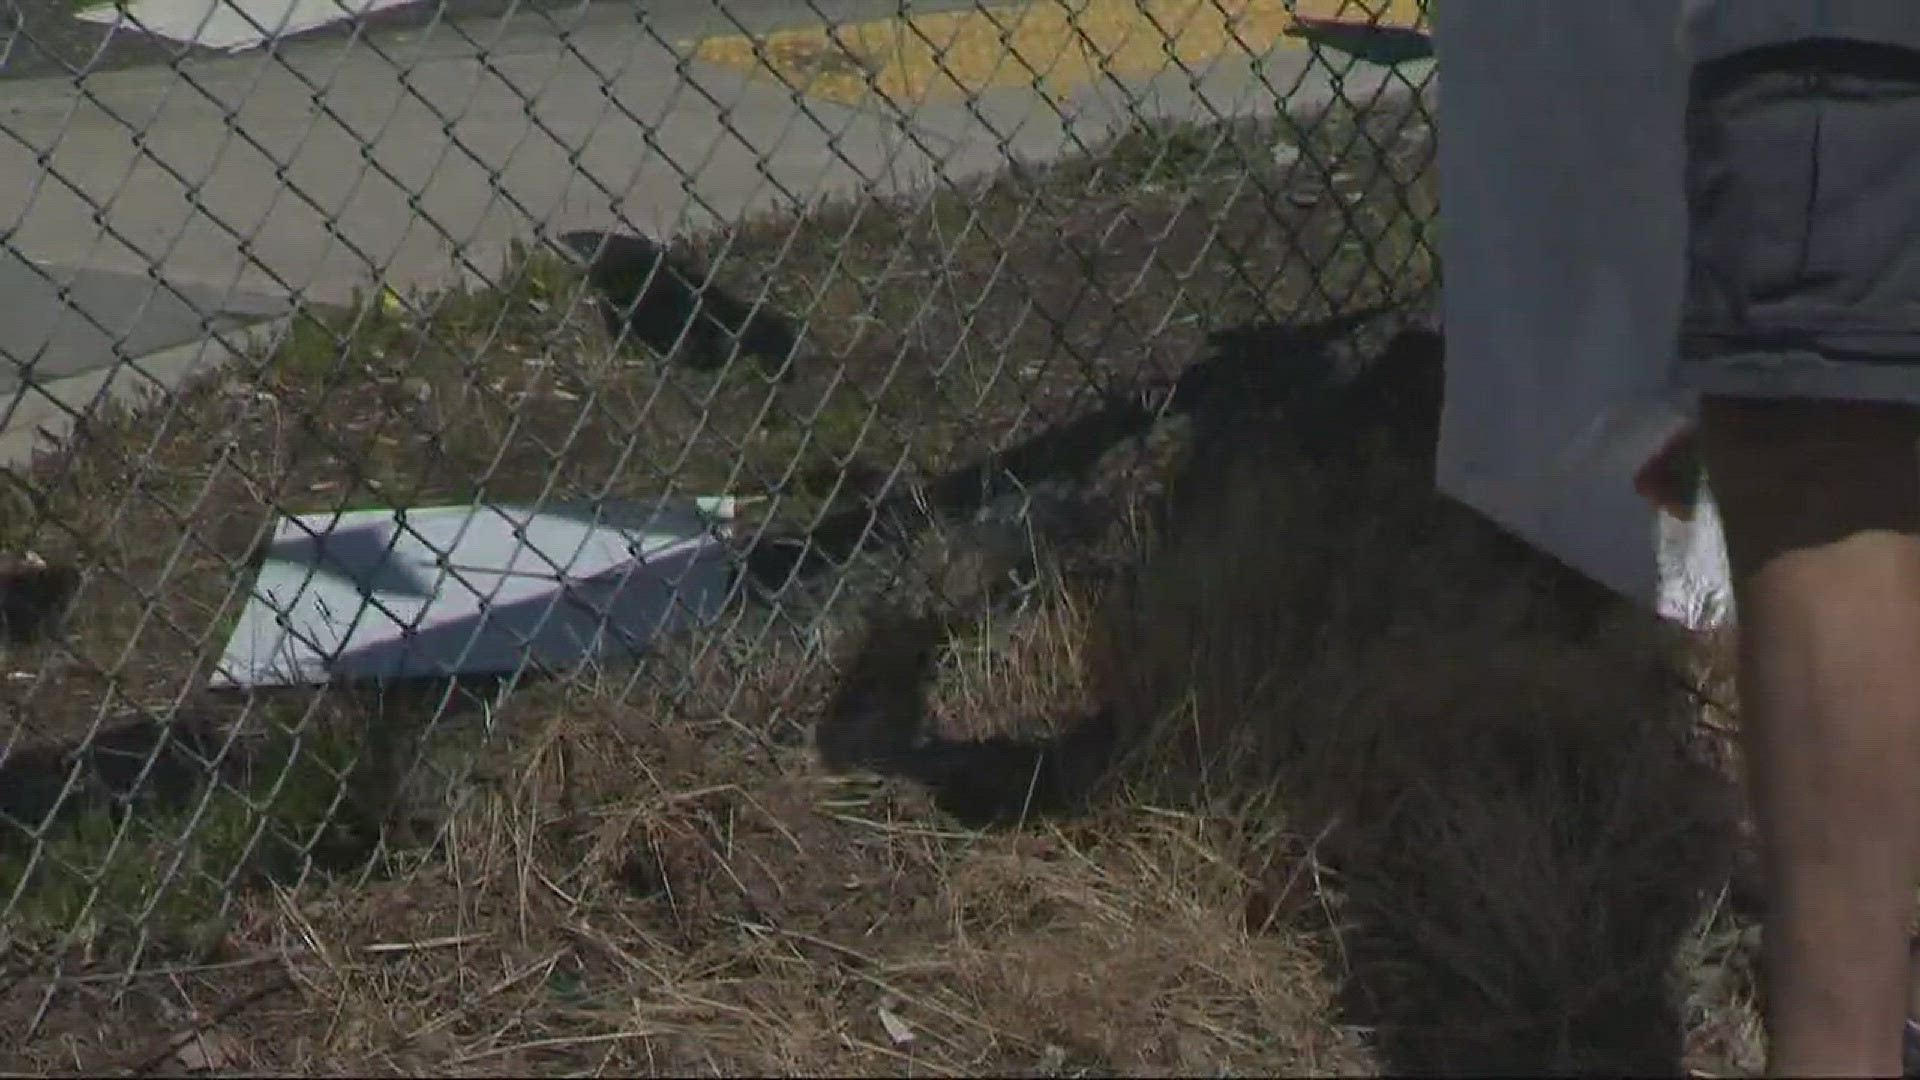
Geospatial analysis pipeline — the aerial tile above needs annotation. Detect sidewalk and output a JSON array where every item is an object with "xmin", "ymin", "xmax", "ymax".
[{"xmin": 0, "ymin": 0, "xmax": 1429, "ymax": 462}]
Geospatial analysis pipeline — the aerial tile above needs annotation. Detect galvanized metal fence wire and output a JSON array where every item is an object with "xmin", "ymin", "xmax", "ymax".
[{"xmin": 0, "ymin": 0, "xmax": 1434, "ymax": 1005}]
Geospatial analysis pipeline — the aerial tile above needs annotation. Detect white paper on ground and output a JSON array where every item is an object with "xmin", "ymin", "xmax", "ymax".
[
  {"xmin": 1430, "ymin": 0, "xmax": 1735, "ymax": 633},
  {"xmin": 210, "ymin": 499, "xmax": 736, "ymax": 688},
  {"xmin": 73, "ymin": 0, "xmax": 421, "ymax": 53}
]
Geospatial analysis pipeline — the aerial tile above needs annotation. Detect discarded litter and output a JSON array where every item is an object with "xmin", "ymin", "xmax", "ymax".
[
  {"xmin": 876, "ymin": 1002, "xmax": 915, "ymax": 1046},
  {"xmin": 73, "ymin": 0, "xmax": 420, "ymax": 53},
  {"xmin": 210, "ymin": 499, "xmax": 736, "ymax": 688}
]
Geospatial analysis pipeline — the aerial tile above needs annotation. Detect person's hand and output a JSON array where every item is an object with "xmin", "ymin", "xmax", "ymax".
[{"xmin": 1634, "ymin": 425, "xmax": 1702, "ymax": 520}]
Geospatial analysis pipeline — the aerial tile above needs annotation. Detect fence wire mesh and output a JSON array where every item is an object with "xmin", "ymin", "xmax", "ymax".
[{"xmin": 0, "ymin": 0, "xmax": 1435, "ymax": 1062}]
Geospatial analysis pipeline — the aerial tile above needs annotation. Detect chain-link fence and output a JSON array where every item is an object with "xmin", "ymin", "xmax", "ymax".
[{"xmin": 0, "ymin": 0, "xmax": 1435, "ymax": 1064}]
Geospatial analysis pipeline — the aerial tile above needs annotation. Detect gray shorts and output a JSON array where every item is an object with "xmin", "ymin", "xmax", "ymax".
[{"xmin": 1677, "ymin": 40, "xmax": 1920, "ymax": 404}]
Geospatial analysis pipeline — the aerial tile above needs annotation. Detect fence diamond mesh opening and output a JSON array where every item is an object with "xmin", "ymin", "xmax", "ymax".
[{"xmin": 0, "ymin": 0, "xmax": 1456, "ymax": 1070}]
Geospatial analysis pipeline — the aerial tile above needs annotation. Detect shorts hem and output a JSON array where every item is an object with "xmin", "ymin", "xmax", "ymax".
[{"xmin": 1673, "ymin": 351, "xmax": 1920, "ymax": 406}]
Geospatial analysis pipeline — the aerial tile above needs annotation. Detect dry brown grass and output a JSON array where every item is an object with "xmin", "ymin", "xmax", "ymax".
[
  {"xmin": 0, "ymin": 94, "xmax": 1773, "ymax": 1076},
  {"xmin": 1, "ymin": 437, "xmax": 1768, "ymax": 1077}
]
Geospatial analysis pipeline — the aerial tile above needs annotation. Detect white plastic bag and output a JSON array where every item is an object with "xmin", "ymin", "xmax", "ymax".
[{"xmin": 1430, "ymin": 0, "xmax": 1734, "ymax": 632}]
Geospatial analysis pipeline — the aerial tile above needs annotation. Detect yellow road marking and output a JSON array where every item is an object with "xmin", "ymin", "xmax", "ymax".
[{"xmin": 688, "ymin": 0, "xmax": 1427, "ymax": 108}]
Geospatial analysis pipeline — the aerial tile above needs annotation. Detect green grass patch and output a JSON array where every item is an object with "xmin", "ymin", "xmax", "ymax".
[{"xmin": 0, "ymin": 718, "xmax": 376, "ymax": 958}]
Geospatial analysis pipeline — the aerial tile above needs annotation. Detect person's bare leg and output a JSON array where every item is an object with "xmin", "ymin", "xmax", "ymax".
[{"xmin": 1700, "ymin": 395, "xmax": 1920, "ymax": 1077}]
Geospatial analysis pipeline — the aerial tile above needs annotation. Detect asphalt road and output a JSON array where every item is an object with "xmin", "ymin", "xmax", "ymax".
[
  {"xmin": 0, "ymin": 247, "xmax": 288, "ymax": 393},
  {"xmin": 0, "ymin": 0, "xmax": 977, "ymax": 83}
]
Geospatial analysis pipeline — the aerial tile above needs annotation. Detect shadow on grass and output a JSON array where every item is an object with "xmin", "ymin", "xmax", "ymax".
[
  {"xmin": 743, "ymin": 302, "xmax": 1416, "ymax": 608},
  {"xmin": 1124, "ymin": 324, "xmax": 1743, "ymax": 1075},
  {"xmin": 1318, "ymin": 675, "xmax": 1738, "ymax": 1076},
  {"xmin": 818, "ymin": 315, "xmax": 1746, "ymax": 1074}
]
